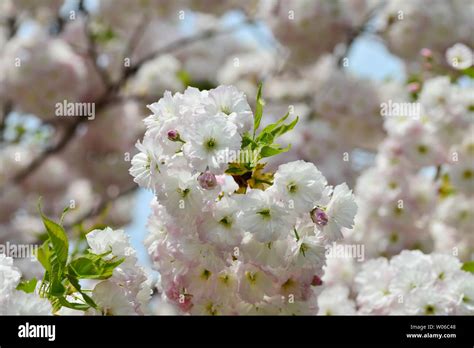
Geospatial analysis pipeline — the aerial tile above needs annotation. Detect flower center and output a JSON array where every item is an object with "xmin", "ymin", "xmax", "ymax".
[
  {"xmin": 257, "ymin": 208, "xmax": 271, "ymax": 219},
  {"xmin": 219, "ymin": 216, "xmax": 232, "ymax": 228},
  {"xmin": 245, "ymin": 271, "xmax": 258, "ymax": 284},
  {"xmin": 200, "ymin": 269, "xmax": 211, "ymax": 280},
  {"xmin": 205, "ymin": 138, "xmax": 217, "ymax": 151},
  {"xmin": 424, "ymin": 304, "xmax": 436, "ymax": 315},
  {"xmin": 300, "ymin": 243, "xmax": 309, "ymax": 256},
  {"xmin": 177, "ymin": 188, "xmax": 190, "ymax": 198},
  {"xmin": 205, "ymin": 302, "xmax": 218, "ymax": 315},
  {"xmin": 463, "ymin": 169, "xmax": 472, "ymax": 180},
  {"xmin": 281, "ymin": 278, "xmax": 295, "ymax": 291},
  {"xmin": 221, "ymin": 105, "xmax": 231, "ymax": 115},
  {"xmin": 417, "ymin": 144, "xmax": 428, "ymax": 154},
  {"xmin": 219, "ymin": 274, "xmax": 230, "ymax": 284},
  {"xmin": 287, "ymin": 182, "xmax": 298, "ymax": 193}
]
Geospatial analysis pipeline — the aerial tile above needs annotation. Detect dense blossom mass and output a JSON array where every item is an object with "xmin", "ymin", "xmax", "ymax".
[
  {"xmin": 0, "ymin": 0, "xmax": 473, "ymax": 316},
  {"xmin": 130, "ymin": 86, "xmax": 357, "ymax": 314},
  {"xmin": 318, "ymin": 250, "xmax": 474, "ymax": 315}
]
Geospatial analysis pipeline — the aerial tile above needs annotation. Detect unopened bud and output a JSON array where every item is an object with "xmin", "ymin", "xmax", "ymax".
[
  {"xmin": 311, "ymin": 207, "xmax": 328, "ymax": 227},
  {"xmin": 420, "ymin": 48, "xmax": 433, "ymax": 59},
  {"xmin": 198, "ymin": 170, "xmax": 217, "ymax": 190},
  {"xmin": 407, "ymin": 82, "xmax": 420, "ymax": 93},
  {"xmin": 167, "ymin": 129, "xmax": 179, "ymax": 141},
  {"xmin": 311, "ymin": 275, "xmax": 323, "ymax": 286}
]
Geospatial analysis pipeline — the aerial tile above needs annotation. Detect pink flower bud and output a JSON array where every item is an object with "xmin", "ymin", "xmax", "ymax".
[
  {"xmin": 420, "ymin": 48, "xmax": 432, "ymax": 58},
  {"xmin": 311, "ymin": 275, "xmax": 323, "ymax": 286},
  {"xmin": 311, "ymin": 207, "xmax": 328, "ymax": 226},
  {"xmin": 198, "ymin": 170, "xmax": 217, "ymax": 190},
  {"xmin": 407, "ymin": 82, "xmax": 420, "ymax": 93},
  {"xmin": 167, "ymin": 129, "xmax": 179, "ymax": 141}
]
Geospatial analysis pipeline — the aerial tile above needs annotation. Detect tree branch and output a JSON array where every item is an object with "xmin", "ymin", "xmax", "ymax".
[
  {"xmin": 0, "ymin": 17, "xmax": 256, "ymax": 195},
  {"xmin": 337, "ymin": 4, "xmax": 383, "ymax": 67},
  {"xmin": 116, "ymin": 17, "xmax": 256, "ymax": 87},
  {"xmin": 120, "ymin": 16, "xmax": 150, "ymax": 80},
  {"xmin": 1, "ymin": 94, "xmax": 112, "ymax": 193},
  {"xmin": 0, "ymin": 16, "xmax": 18, "ymax": 141},
  {"xmin": 0, "ymin": 101, "xmax": 12, "ymax": 142}
]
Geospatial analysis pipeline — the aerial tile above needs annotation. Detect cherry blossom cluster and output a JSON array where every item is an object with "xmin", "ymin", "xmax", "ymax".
[
  {"xmin": 0, "ymin": 18, "xmax": 139, "ymax": 251},
  {"xmin": 130, "ymin": 85, "xmax": 357, "ymax": 314},
  {"xmin": 259, "ymin": 0, "xmax": 378, "ymax": 65},
  {"xmin": 257, "ymin": 54, "xmax": 404, "ymax": 186},
  {"xmin": 0, "ymin": 253, "xmax": 52, "ymax": 315},
  {"xmin": 348, "ymin": 72, "xmax": 474, "ymax": 259},
  {"xmin": 83, "ymin": 227, "xmax": 152, "ymax": 315},
  {"xmin": 1, "ymin": 0, "xmax": 473, "ymax": 318},
  {"xmin": 1, "ymin": 32, "xmax": 88, "ymax": 120},
  {"xmin": 378, "ymin": 0, "xmax": 474, "ymax": 62},
  {"xmin": 305, "ymin": 54, "xmax": 386, "ymax": 150},
  {"xmin": 0, "ymin": 100, "xmax": 143, "ymax": 253},
  {"xmin": 1, "ymin": 0, "xmax": 64, "ymax": 24},
  {"xmin": 318, "ymin": 250, "xmax": 474, "ymax": 315},
  {"xmin": 0, "ymin": 4, "xmax": 266, "ymax": 252},
  {"xmin": 0, "ymin": 226, "xmax": 151, "ymax": 316}
]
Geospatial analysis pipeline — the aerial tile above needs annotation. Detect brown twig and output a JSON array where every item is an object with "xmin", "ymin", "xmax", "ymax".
[
  {"xmin": 0, "ymin": 101, "xmax": 12, "ymax": 142},
  {"xmin": 82, "ymin": 14, "xmax": 112, "ymax": 90},
  {"xmin": 11, "ymin": 119, "xmax": 83, "ymax": 185},
  {"xmin": 1, "ymin": 17, "xmax": 256, "ymax": 195},
  {"xmin": 434, "ymin": 165, "xmax": 442, "ymax": 181},
  {"xmin": 0, "ymin": 16, "xmax": 17, "ymax": 142},
  {"xmin": 117, "ymin": 17, "xmax": 256, "ymax": 87},
  {"xmin": 337, "ymin": 4, "xmax": 383, "ymax": 67},
  {"xmin": 120, "ymin": 17, "xmax": 150, "ymax": 79}
]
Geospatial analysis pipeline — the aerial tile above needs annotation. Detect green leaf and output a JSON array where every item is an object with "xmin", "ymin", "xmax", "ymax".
[
  {"xmin": 256, "ymin": 111, "xmax": 290, "ymax": 143},
  {"xmin": 462, "ymin": 261, "xmax": 474, "ymax": 273},
  {"xmin": 177, "ymin": 69, "xmax": 191, "ymax": 87},
  {"xmin": 257, "ymin": 132, "xmax": 275, "ymax": 145},
  {"xmin": 68, "ymin": 257, "xmax": 99, "ymax": 279},
  {"xmin": 49, "ymin": 274, "xmax": 66, "ymax": 297},
  {"xmin": 269, "ymin": 116, "xmax": 299, "ymax": 140},
  {"xmin": 67, "ymin": 275, "xmax": 97, "ymax": 309},
  {"xmin": 57, "ymin": 296, "xmax": 90, "ymax": 311},
  {"xmin": 462, "ymin": 66, "xmax": 474, "ymax": 78},
  {"xmin": 225, "ymin": 162, "xmax": 253, "ymax": 176},
  {"xmin": 259, "ymin": 143, "xmax": 291, "ymax": 158},
  {"xmin": 254, "ymin": 114, "xmax": 298, "ymax": 147},
  {"xmin": 84, "ymin": 249, "xmax": 114, "ymax": 260},
  {"xmin": 37, "ymin": 202, "xmax": 70, "ymax": 299},
  {"xmin": 241, "ymin": 133, "xmax": 257, "ymax": 149},
  {"xmin": 68, "ymin": 254, "xmax": 125, "ymax": 280},
  {"xmin": 38, "ymin": 204, "xmax": 69, "ymax": 269},
  {"xmin": 91, "ymin": 25, "xmax": 116, "ymax": 44},
  {"xmin": 253, "ymin": 82, "xmax": 264, "ymax": 138},
  {"xmin": 36, "ymin": 241, "xmax": 52, "ymax": 273},
  {"xmin": 188, "ymin": 79, "xmax": 216, "ymax": 91},
  {"xmin": 406, "ymin": 73, "xmax": 422, "ymax": 84},
  {"xmin": 16, "ymin": 278, "xmax": 38, "ymax": 294},
  {"xmin": 60, "ymin": 206, "xmax": 71, "ymax": 225}
]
